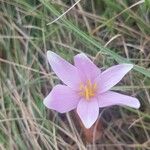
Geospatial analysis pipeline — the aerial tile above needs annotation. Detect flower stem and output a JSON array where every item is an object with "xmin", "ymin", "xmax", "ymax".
[{"xmin": 73, "ymin": 111, "xmax": 103, "ymax": 143}]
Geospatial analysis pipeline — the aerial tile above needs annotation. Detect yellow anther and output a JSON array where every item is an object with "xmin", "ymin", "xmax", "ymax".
[
  {"xmin": 93, "ymin": 83, "xmax": 97, "ymax": 90},
  {"xmin": 79, "ymin": 79, "xmax": 97, "ymax": 100},
  {"xmin": 79, "ymin": 83, "xmax": 84, "ymax": 90},
  {"xmin": 85, "ymin": 87, "xmax": 89, "ymax": 100},
  {"xmin": 87, "ymin": 80, "xmax": 92, "ymax": 87}
]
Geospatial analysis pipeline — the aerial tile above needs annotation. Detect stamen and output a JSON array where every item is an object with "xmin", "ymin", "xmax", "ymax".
[
  {"xmin": 85, "ymin": 87, "xmax": 89, "ymax": 100},
  {"xmin": 87, "ymin": 80, "xmax": 91, "ymax": 87},
  {"xmin": 79, "ymin": 83, "xmax": 84, "ymax": 90},
  {"xmin": 79, "ymin": 80, "xmax": 97, "ymax": 100},
  {"xmin": 93, "ymin": 83, "xmax": 97, "ymax": 90}
]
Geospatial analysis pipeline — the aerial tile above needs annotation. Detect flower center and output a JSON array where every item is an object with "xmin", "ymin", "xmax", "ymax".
[{"xmin": 79, "ymin": 80, "xmax": 97, "ymax": 100}]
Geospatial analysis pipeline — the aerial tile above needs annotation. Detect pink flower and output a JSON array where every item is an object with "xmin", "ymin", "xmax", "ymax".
[{"xmin": 44, "ymin": 51, "xmax": 140, "ymax": 128}]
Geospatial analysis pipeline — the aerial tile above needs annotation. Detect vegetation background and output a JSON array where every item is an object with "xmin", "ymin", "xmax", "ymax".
[{"xmin": 0, "ymin": 0, "xmax": 150, "ymax": 149}]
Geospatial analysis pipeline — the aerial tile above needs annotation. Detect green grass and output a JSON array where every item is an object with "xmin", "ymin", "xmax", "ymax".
[{"xmin": 0, "ymin": 0, "xmax": 150, "ymax": 149}]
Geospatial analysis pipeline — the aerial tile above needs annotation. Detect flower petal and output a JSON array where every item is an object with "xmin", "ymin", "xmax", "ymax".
[
  {"xmin": 74, "ymin": 53, "xmax": 101, "ymax": 82},
  {"xmin": 95, "ymin": 64, "xmax": 133, "ymax": 93},
  {"xmin": 47, "ymin": 51, "xmax": 81, "ymax": 89},
  {"xmin": 77, "ymin": 98, "xmax": 99, "ymax": 128},
  {"xmin": 98, "ymin": 91, "xmax": 140, "ymax": 109},
  {"xmin": 43, "ymin": 85, "xmax": 79, "ymax": 113}
]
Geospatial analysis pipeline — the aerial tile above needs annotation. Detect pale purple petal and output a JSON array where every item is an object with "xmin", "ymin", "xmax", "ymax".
[
  {"xmin": 74, "ymin": 53, "xmax": 101, "ymax": 82},
  {"xmin": 47, "ymin": 51, "xmax": 81, "ymax": 89},
  {"xmin": 98, "ymin": 91, "xmax": 140, "ymax": 109},
  {"xmin": 95, "ymin": 64, "xmax": 133, "ymax": 93},
  {"xmin": 43, "ymin": 85, "xmax": 80, "ymax": 113},
  {"xmin": 77, "ymin": 98, "xmax": 99, "ymax": 128}
]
